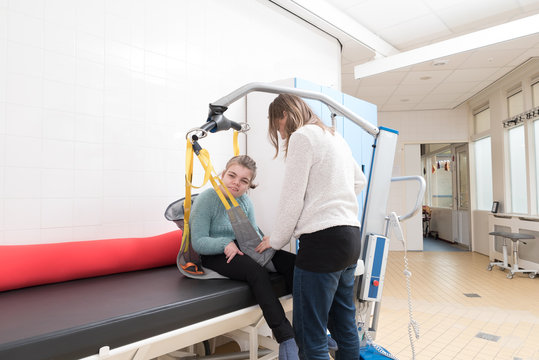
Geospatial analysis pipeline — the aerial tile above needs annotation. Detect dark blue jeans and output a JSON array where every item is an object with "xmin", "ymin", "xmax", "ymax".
[{"xmin": 293, "ymin": 265, "xmax": 359, "ymax": 360}]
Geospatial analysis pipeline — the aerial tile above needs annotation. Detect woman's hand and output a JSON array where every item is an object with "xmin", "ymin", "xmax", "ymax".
[
  {"xmin": 255, "ymin": 236, "xmax": 272, "ymax": 253},
  {"xmin": 224, "ymin": 242, "xmax": 244, "ymax": 263}
]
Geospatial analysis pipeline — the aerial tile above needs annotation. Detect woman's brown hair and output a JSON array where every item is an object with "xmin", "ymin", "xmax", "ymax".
[{"xmin": 268, "ymin": 94, "xmax": 333, "ymax": 158}]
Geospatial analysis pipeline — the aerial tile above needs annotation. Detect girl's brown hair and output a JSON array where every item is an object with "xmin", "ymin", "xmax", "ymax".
[
  {"xmin": 223, "ymin": 155, "xmax": 258, "ymax": 189},
  {"xmin": 268, "ymin": 94, "xmax": 333, "ymax": 157}
]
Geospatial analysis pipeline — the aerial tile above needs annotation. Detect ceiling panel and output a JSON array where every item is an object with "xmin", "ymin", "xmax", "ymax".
[
  {"xmin": 346, "ymin": 0, "xmax": 432, "ymax": 32},
  {"xmin": 420, "ymin": 92, "xmax": 463, "ymax": 103},
  {"xmin": 444, "ymin": 68, "xmax": 502, "ymax": 83},
  {"xmin": 520, "ymin": 0, "xmax": 539, "ymax": 12},
  {"xmin": 488, "ymin": 34, "xmax": 539, "ymax": 51},
  {"xmin": 435, "ymin": 0, "xmax": 521, "ymax": 30},
  {"xmin": 341, "ymin": 75, "xmax": 361, "ymax": 96},
  {"xmin": 355, "ymin": 93, "xmax": 392, "ymax": 105},
  {"xmin": 392, "ymin": 85, "xmax": 437, "ymax": 98},
  {"xmin": 510, "ymin": 51, "xmax": 539, "ymax": 67},
  {"xmin": 433, "ymin": 80, "xmax": 477, "ymax": 94},
  {"xmin": 274, "ymin": 0, "xmax": 539, "ymax": 111},
  {"xmin": 400, "ymin": 70, "xmax": 453, "ymax": 85},
  {"xmin": 356, "ymin": 85, "xmax": 396, "ymax": 97},
  {"xmin": 376, "ymin": 15, "xmax": 451, "ymax": 50},
  {"xmin": 459, "ymin": 50, "xmax": 524, "ymax": 68}
]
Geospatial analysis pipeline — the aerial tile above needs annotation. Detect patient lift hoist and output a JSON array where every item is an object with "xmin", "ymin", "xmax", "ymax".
[
  {"xmin": 77, "ymin": 83, "xmax": 424, "ymax": 360},
  {"xmin": 186, "ymin": 83, "xmax": 425, "ymax": 359}
]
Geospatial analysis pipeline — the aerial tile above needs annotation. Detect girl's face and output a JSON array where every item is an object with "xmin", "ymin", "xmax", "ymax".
[{"xmin": 222, "ymin": 164, "xmax": 253, "ymax": 198}]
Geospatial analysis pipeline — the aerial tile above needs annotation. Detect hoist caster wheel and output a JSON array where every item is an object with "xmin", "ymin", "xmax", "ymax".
[
  {"xmin": 506, "ymin": 273, "xmax": 513, "ymax": 279},
  {"xmin": 529, "ymin": 273, "xmax": 537, "ymax": 279}
]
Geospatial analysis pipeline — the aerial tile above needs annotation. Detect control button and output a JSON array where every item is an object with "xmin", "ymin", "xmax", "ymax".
[{"xmin": 372, "ymin": 280, "xmax": 379, "ymax": 287}]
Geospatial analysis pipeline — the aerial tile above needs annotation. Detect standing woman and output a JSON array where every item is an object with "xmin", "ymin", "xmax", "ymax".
[
  {"xmin": 190, "ymin": 155, "xmax": 299, "ymax": 360},
  {"xmin": 256, "ymin": 94, "xmax": 367, "ymax": 360}
]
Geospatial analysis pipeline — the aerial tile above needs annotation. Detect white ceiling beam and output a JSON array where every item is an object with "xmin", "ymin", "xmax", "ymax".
[
  {"xmin": 270, "ymin": 0, "xmax": 399, "ymax": 57},
  {"xmin": 354, "ymin": 14, "xmax": 539, "ymax": 79}
]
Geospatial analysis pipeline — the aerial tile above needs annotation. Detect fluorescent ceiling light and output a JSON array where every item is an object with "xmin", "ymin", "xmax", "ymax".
[{"xmin": 354, "ymin": 14, "xmax": 539, "ymax": 79}]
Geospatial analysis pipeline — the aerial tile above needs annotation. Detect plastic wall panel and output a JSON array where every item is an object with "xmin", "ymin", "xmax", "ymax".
[
  {"xmin": 294, "ymin": 78, "xmax": 322, "ymax": 118},
  {"xmin": 342, "ymin": 93, "xmax": 378, "ymax": 220}
]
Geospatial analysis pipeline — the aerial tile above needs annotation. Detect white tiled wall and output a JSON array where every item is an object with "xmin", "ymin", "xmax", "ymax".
[{"xmin": 0, "ymin": 0, "xmax": 341, "ymax": 244}]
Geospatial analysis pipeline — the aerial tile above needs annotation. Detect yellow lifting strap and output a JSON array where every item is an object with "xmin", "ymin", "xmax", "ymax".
[
  {"xmin": 233, "ymin": 130, "xmax": 240, "ymax": 156},
  {"xmin": 182, "ymin": 131, "xmax": 241, "ymax": 252}
]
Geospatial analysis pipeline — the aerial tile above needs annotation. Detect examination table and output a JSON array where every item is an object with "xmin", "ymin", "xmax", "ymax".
[{"xmin": 0, "ymin": 265, "xmax": 290, "ymax": 360}]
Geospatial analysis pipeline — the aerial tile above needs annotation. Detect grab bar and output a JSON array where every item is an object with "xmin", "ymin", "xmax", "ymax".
[{"xmin": 388, "ymin": 176, "xmax": 426, "ymax": 222}]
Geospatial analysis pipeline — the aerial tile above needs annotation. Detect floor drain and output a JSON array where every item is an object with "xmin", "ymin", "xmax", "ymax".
[
  {"xmin": 464, "ymin": 293, "xmax": 481, "ymax": 297},
  {"xmin": 475, "ymin": 332, "xmax": 500, "ymax": 342}
]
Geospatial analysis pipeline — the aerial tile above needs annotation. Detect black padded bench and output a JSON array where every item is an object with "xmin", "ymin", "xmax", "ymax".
[{"xmin": 0, "ymin": 266, "xmax": 289, "ymax": 360}]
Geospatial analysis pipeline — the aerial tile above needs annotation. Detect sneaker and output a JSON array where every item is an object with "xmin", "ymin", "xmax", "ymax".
[
  {"xmin": 328, "ymin": 336, "xmax": 338, "ymax": 351},
  {"xmin": 279, "ymin": 338, "xmax": 299, "ymax": 360}
]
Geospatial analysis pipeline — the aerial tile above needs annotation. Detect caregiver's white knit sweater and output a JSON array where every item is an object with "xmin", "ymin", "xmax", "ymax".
[{"xmin": 269, "ymin": 124, "xmax": 367, "ymax": 250}]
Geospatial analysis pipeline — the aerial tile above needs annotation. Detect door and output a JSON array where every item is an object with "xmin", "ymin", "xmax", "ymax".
[{"xmin": 455, "ymin": 144, "xmax": 471, "ymax": 248}]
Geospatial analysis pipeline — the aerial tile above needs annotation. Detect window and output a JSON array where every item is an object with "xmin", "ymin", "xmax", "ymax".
[
  {"xmin": 508, "ymin": 125, "xmax": 527, "ymax": 213},
  {"xmin": 507, "ymin": 90, "xmax": 523, "ymax": 117},
  {"xmin": 474, "ymin": 107, "xmax": 490, "ymax": 134},
  {"xmin": 430, "ymin": 150, "xmax": 453, "ymax": 208},
  {"xmin": 457, "ymin": 148, "xmax": 469, "ymax": 209},
  {"xmin": 474, "ymin": 137, "xmax": 492, "ymax": 210},
  {"xmin": 421, "ymin": 155, "xmax": 429, "ymax": 205},
  {"xmin": 533, "ymin": 81, "xmax": 539, "ymax": 107}
]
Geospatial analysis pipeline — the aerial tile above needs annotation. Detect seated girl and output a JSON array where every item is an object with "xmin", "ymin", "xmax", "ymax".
[{"xmin": 190, "ymin": 155, "xmax": 298, "ymax": 360}]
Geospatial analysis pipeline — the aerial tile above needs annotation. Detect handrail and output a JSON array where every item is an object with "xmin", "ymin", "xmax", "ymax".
[
  {"xmin": 389, "ymin": 176, "xmax": 426, "ymax": 221},
  {"xmin": 210, "ymin": 82, "xmax": 379, "ymax": 137}
]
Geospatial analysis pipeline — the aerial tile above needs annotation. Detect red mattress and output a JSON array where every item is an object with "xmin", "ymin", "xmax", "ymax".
[{"xmin": 0, "ymin": 230, "xmax": 181, "ymax": 292}]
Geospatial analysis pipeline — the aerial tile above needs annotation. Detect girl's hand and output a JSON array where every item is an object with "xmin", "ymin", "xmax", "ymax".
[
  {"xmin": 224, "ymin": 242, "xmax": 244, "ymax": 263},
  {"xmin": 255, "ymin": 236, "xmax": 272, "ymax": 253}
]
